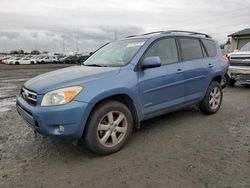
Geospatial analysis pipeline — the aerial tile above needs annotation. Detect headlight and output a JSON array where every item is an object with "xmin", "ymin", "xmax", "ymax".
[{"xmin": 41, "ymin": 86, "xmax": 83, "ymax": 106}]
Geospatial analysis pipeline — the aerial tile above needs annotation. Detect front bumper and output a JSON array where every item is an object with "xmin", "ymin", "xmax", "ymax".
[
  {"xmin": 16, "ymin": 95, "xmax": 89, "ymax": 139},
  {"xmin": 227, "ymin": 66, "xmax": 250, "ymax": 82}
]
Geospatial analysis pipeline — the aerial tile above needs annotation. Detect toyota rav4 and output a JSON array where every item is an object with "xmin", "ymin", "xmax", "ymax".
[{"xmin": 16, "ymin": 30, "xmax": 228, "ymax": 155}]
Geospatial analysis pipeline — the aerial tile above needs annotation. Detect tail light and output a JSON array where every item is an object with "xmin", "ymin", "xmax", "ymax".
[{"xmin": 223, "ymin": 55, "xmax": 229, "ymax": 62}]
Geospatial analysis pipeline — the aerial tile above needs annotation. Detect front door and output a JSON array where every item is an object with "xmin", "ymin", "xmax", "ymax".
[{"xmin": 138, "ymin": 38, "xmax": 185, "ymax": 116}]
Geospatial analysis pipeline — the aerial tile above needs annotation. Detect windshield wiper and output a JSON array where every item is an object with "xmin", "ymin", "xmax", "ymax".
[{"xmin": 84, "ymin": 64, "xmax": 106, "ymax": 67}]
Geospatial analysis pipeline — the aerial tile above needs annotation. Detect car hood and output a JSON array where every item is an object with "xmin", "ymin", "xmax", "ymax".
[
  {"xmin": 24, "ymin": 65, "xmax": 121, "ymax": 94},
  {"xmin": 229, "ymin": 51, "xmax": 250, "ymax": 57}
]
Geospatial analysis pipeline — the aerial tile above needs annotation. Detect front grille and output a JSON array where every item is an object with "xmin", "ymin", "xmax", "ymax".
[
  {"xmin": 230, "ymin": 56, "xmax": 250, "ymax": 60},
  {"xmin": 236, "ymin": 74, "xmax": 250, "ymax": 81},
  {"xmin": 20, "ymin": 87, "xmax": 37, "ymax": 105},
  {"xmin": 229, "ymin": 62, "xmax": 250, "ymax": 66}
]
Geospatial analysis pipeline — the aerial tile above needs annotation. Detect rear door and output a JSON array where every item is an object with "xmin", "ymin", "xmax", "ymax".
[
  {"xmin": 138, "ymin": 37, "xmax": 185, "ymax": 116},
  {"xmin": 178, "ymin": 37, "xmax": 212, "ymax": 103}
]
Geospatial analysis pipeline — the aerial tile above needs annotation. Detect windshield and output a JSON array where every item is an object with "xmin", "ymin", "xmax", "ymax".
[
  {"xmin": 240, "ymin": 42, "xmax": 250, "ymax": 51},
  {"xmin": 84, "ymin": 39, "xmax": 146, "ymax": 67}
]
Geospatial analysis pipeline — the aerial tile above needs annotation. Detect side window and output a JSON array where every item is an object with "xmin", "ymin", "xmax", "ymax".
[
  {"xmin": 179, "ymin": 38, "xmax": 203, "ymax": 61},
  {"xmin": 202, "ymin": 39, "xmax": 217, "ymax": 57},
  {"xmin": 143, "ymin": 38, "xmax": 178, "ymax": 65}
]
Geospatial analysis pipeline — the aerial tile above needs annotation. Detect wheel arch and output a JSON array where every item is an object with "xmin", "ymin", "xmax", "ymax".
[
  {"xmin": 201, "ymin": 74, "xmax": 224, "ymax": 101},
  {"xmin": 81, "ymin": 93, "xmax": 141, "ymax": 138},
  {"xmin": 211, "ymin": 75, "xmax": 222, "ymax": 83}
]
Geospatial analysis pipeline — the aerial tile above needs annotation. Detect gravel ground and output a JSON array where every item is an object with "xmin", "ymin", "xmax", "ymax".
[{"xmin": 0, "ymin": 64, "xmax": 249, "ymax": 188}]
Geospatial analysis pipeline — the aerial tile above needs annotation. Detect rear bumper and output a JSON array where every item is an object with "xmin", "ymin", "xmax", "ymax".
[
  {"xmin": 16, "ymin": 95, "xmax": 89, "ymax": 139},
  {"xmin": 228, "ymin": 66, "xmax": 250, "ymax": 82}
]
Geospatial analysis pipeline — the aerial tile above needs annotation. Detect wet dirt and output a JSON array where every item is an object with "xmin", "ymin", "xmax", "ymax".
[{"xmin": 0, "ymin": 64, "xmax": 249, "ymax": 188}]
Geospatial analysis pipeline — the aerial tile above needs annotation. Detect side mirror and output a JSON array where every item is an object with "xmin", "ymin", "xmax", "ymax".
[{"xmin": 141, "ymin": 56, "xmax": 161, "ymax": 69}]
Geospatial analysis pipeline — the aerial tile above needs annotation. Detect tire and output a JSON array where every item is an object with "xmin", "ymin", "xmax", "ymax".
[
  {"xmin": 199, "ymin": 81, "xmax": 223, "ymax": 115},
  {"xmin": 15, "ymin": 62, "xmax": 19, "ymax": 65},
  {"xmin": 85, "ymin": 100, "xmax": 133, "ymax": 155},
  {"xmin": 30, "ymin": 61, "xmax": 34, "ymax": 65}
]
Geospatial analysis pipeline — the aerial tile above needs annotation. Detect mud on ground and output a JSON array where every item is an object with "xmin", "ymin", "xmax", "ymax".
[{"xmin": 0, "ymin": 64, "xmax": 249, "ymax": 188}]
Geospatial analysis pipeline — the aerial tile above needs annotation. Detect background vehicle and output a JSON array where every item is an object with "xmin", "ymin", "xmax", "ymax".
[
  {"xmin": 0, "ymin": 56, "xmax": 8, "ymax": 64},
  {"xmin": 16, "ymin": 57, "xmax": 32, "ymax": 65},
  {"xmin": 78, "ymin": 55, "xmax": 89, "ymax": 64},
  {"xmin": 17, "ymin": 30, "xmax": 228, "ymax": 155},
  {"xmin": 36, "ymin": 56, "xmax": 46, "ymax": 63},
  {"xmin": 38, "ymin": 55, "xmax": 59, "ymax": 64},
  {"xmin": 227, "ymin": 42, "xmax": 250, "ymax": 86},
  {"xmin": 2, "ymin": 57, "xmax": 13, "ymax": 64},
  {"xmin": 59, "ymin": 55, "xmax": 89, "ymax": 64},
  {"xmin": 30, "ymin": 56, "xmax": 40, "ymax": 64},
  {"xmin": 60, "ymin": 55, "xmax": 78, "ymax": 64},
  {"xmin": 7, "ymin": 57, "xmax": 22, "ymax": 65}
]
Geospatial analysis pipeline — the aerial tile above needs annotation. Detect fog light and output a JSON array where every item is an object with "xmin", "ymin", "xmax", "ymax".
[{"xmin": 59, "ymin": 125, "xmax": 64, "ymax": 132}]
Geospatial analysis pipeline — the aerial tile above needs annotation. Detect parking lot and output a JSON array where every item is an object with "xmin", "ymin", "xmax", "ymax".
[{"xmin": 0, "ymin": 64, "xmax": 249, "ymax": 188}]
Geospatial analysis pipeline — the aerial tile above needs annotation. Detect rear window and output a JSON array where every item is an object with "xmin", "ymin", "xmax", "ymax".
[
  {"xmin": 202, "ymin": 39, "xmax": 217, "ymax": 57},
  {"xmin": 179, "ymin": 38, "xmax": 203, "ymax": 61}
]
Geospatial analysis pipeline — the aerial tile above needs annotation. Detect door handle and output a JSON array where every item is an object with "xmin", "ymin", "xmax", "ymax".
[
  {"xmin": 208, "ymin": 63, "xmax": 213, "ymax": 68},
  {"xmin": 176, "ymin": 69, "xmax": 184, "ymax": 74}
]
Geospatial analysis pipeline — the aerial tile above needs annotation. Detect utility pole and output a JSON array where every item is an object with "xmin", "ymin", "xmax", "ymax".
[
  {"xmin": 46, "ymin": 35, "xmax": 50, "ymax": 52},
  {"xmin": 76, "ymin": 30, "xmax": 79, "ymax": 54},
  {"xmin": 115, "ymin": 29, "xmax": 117, "ymax": 40},
  {"xmin": 62, "ymin": 39, "xmax": 65, "ymax": 54}
]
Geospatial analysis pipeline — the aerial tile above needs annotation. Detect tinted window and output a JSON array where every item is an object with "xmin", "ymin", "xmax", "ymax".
[
  {"xmin": 143, "ymin": 38, "xmax": 178, "ymax": 65},
  {"xmin": 179, "ymin": 38, "xmax": 203, "ymax": 61},
  {"xmin": 202, "ymin": 39, "xmax": 217, "ymax": 57}
]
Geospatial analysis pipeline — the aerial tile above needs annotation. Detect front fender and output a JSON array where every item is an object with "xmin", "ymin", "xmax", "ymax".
[
  {"xmin": 89, "ymin": 88, "xmax": 142, "ymax": 118},
  {"xmin": 77, "ymin": 88, "xmax": 142, "ymax": 137}
]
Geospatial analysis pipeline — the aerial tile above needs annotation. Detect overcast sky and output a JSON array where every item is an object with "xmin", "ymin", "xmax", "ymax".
[{"xmin": 0, "ymin": 0, "xmax": 249, "ymax": 53}]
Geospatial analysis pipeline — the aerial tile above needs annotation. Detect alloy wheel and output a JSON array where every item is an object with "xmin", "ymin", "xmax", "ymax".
[
  {"xmin": 209, "ymin": 87, "xmax": 221, "ymax": 110},
  {"xmin": 97, "ymin": 111, "xmax": 128, "ymax": 147}
]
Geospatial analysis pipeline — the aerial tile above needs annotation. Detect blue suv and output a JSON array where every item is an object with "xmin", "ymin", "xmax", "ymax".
[{"xmin": 16, "ymin": 30, "xmax": 228, "ymax": 155}]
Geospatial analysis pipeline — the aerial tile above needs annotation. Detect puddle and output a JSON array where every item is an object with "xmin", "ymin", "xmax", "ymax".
[
  {"xmin": 0, "ymin": 98, "xmax": 16, "ymax": 113},
  {"xmin": 0, "ymin": 85, "xmax": 17, "ymax": 90},
  {"xmin": 0, "ymin": 107, "xmax": 11, "ymax": 113},
  {"xmin": 0, "ymin": 85, "xmax": 18, "ymax": 98},
  {"xmin": 1, "ymin": 78, "xmax": 29, "ymax": 82}
]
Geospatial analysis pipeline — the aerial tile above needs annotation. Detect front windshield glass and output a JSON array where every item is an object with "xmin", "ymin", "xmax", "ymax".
[
  {"xmin": 240, "ymin": 42, "xmax": 250, "ymax": 51},
  {"xmin": 84, "ymin": 39, "xmax": 146, "ymax": 67}
]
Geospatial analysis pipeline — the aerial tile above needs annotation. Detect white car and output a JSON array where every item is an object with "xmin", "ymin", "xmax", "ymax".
[
  {"xmin": 17, "ymin": 57, "xmax": 32, "ymax": 65},
  {"xmin": 2, "ymin": 57, "xmax": 12, "ymax": 64},
  {"xmin": 5, "ymin": 57, "xmax": 22, "ymax": 65},
  {"xmin": 29, "ymin": 56, "xmax": 40, "ymax": 64},
  {"xmin": 38, "ymin": 56, "xmax": 59, "ymax": 64},
  {"xmin": 227, "ymin": 42, "xmax": 250, "ymax": 86}
]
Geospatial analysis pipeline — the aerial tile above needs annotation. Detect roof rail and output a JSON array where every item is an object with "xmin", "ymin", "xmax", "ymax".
[
  {"xmin": 163, "ymin": 30, "xmax": 211, "ymax": 38},
  {"xmin": 126, "ymin": 30, "xmax": 211, "ymax": 38},
  {"xmin": 141, "ymin": 31, "xmax": 165, "ymax": 36},
  {"xmin": 126, "ymin": 35, "xmax": 138, "ymax": 38},
  {"xmin": 126, "ymin": 31, "xmax": 165, "ymax": 38}
]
